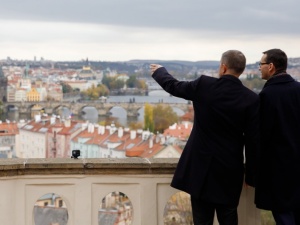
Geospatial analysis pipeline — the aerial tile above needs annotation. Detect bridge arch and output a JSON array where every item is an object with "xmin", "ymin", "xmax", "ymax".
[
  {"xmin": 52, "ymin": 104, "xmax": 72, "ymax": 114},
  {"xmin": 3, "ymin": 101, "xmax": 190, "ymax": 118},
  {"xmin": 148, "ymin": 90, "xmax": 168, "ymax": 96},
  {"xmin": 171, "ymin": 107, "xmax": 185, "ymax": 117}
]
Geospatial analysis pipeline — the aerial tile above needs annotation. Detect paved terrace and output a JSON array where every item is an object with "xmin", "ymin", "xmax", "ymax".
[{"xmin": 0, "ymin": 158, "xmax": 261, "ymax": 225}]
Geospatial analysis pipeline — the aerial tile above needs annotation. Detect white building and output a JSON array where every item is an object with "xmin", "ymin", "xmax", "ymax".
[
  {"xmin": 71, "ymin": 123, "xmax": 182, "ymax": 159},
  {"xmin": 14, "ymin": 88, "xmax": 27, "ymax": 102},
  {"xmin": 18, "ymin": 115, "xmax": 50, "ymax": 158},
  {"xmin": 36, "ymin": 87, "xmax": 48, "ymax": 101},
  {"xmin": 0, "ymin": 121, "xmax": 19, "ymax": 158}
]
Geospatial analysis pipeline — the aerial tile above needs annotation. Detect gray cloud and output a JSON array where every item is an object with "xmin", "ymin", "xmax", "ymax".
[
  {"xmin": 1, "ymin": 0, "xmax": 299, "ymax": 35},
  {"xmin": 0, "ymin": 0, "xmax": 299, "ymax": 62}
]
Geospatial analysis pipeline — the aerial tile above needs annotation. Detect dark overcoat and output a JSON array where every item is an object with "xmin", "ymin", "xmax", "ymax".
[
  {"xmin": 255, "ymin": 74, "xmax": 300, "ymax": 211},
  {"xmin": 152, "ymin": 67, "xmax": 259, "ymax": 206}
]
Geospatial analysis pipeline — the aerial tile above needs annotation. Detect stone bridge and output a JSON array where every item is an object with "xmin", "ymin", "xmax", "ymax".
[{"xmin": 3, "ymin": 101, "xmax": 191, "ymax": 118}]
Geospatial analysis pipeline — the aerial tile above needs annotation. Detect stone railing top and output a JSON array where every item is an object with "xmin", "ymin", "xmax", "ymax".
[{"xmin": 0, "ymin": 158, "xmax": 178, "ymax": 177}]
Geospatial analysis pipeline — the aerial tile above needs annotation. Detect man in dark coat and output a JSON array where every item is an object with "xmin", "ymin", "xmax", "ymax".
[
  {"xmin": 255, "ymin": 48, "xmax": 300, "ymax": 225},
  {"xmin": 150, "ymin": 50, "xmax": 259, "ymax": 225}
]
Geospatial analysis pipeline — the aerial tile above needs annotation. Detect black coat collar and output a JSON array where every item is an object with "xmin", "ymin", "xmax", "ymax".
[
  {"xmin": 264, "ymin": 74, "xmax": 294, "ymax": 88},
  {"xmin": 220, "ymin": 74, "xmax": 242, "ymax": 84}
]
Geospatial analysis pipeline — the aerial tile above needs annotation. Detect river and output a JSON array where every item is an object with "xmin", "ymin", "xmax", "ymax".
[{"xmin": 2, "ymin": 90, "xmax": 189, "ymax": 127}]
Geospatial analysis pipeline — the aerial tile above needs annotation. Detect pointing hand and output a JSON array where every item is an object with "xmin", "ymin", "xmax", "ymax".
[{"xmin": 150, "ymin": 64, "xmax": 162, "ymax": 74}]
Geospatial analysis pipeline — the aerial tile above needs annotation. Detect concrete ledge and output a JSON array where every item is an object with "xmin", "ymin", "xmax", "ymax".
[{"xmin": 0, "ymin": 158, "xmax": 178, "ymax": 177}]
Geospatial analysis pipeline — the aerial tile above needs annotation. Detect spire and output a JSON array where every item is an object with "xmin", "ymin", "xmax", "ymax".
[{"xmin": 24, "ymin": 64, "xmax": 29, "ymax": 78}]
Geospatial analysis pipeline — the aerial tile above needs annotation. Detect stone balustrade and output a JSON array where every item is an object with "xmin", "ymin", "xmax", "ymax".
[{"xmin": 0, "ymin": 158, "xmax": 261, "ymax": 225}]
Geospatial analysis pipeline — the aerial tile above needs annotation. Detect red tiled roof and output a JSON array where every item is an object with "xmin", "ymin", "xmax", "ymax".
[
  {"xmin": 180, "ymin": 105, "xmax": 194, "ymax": 122},
  {"xmin": 125, "ymin": 136, "xmax": 165, "ymax": 158},
  {"xmin": 47, "ymin": 121, "xmax": 82, "ymax": 135},
  {"xmin": 0, "ymin": 122, "xmax": 19, "ymax": 136},
  {"xmin": 72, "ymin": 127, "xmax": 111, "ymax": 145},
  {"xmin": 163, "ymin": 123, "xmax": 192, "ymax": 140}
]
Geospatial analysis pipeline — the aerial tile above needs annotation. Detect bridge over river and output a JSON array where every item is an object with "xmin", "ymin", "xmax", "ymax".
[{"xmin": 3, "ymin": 100, "xmax": 191, "ymax": 118}]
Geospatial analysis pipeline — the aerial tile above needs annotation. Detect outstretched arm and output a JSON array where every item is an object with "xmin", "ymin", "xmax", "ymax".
[{"xmin": 150, "ymin": 64, "xmax": 200, "ymax": 101}]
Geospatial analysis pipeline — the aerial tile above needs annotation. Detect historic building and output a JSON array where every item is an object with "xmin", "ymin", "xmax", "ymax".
[
  {"xmin": 0, "ymin": 122, "xmax": 19, "ymax": 158},
  {"xmin": 26, "ymin": 88, "xmax": 40, "ymax": 101}
]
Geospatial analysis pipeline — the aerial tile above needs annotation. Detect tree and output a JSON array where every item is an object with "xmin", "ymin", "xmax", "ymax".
[
  {"xmin": 84, "ymin": 84, "xmax": 98, "ymax": 100},
  {"xmin": 126, "ymin": 75, "xmax": 138, "ymax": 88},
  {"xmin": 97, "ymin": 84, "xmax": 109, "ymax": 96},
  {"xmin": 136, "ymin": 79, "xmax": 147, "ymax": 90},
  {"xmin": 99, "ymin": 117, "xmax": 122, "ymax": 127},
  {"xmin": 73, "ymin": 88, "xmax": 80, "ymax": 92},
  {"xmin": 61, "ymin": 82, "xmax": 73, "ymax": 93},
  {"xmin": 128, "ymin": 121, "xmax": 143, "ymax": 130},
  {"xmin": 241, "ymin": 76, "xmax": 266, "ymax": 92},
  {"xmin": 81, "ymin": 84, "xmax": 109, "ymax": 100},
  {"xmin": 0, "ymin": 100, "xmax": 3, "ymax": 114},
  {"xmin": 126, "ymin": 75, "xmax": 148, "ymax": 90},
  {"xmin": 101, "ymin": 75, "xmax": 114, "ymax": 89},
  {"xmin": 110, "ymin": 79, "xmax": 125, "ymax": 89},
  {"xmin": 144, "ymin": 103, "xmax": 154, "ymax": 132},
  {"xmin": 143, "ymin": 103, "xmax": 179, "ymax": 133},
  {"xmin": 153, "ymin": 104, "xmax": 178, "ymax": 133}
]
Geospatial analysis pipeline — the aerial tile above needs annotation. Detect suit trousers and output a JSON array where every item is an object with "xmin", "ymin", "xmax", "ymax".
[{"xmin": 191, "ymin": 196, "xmax": 238, "ymax": 225}]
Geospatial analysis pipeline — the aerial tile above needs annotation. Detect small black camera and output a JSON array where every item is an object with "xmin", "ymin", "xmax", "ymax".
[{"xmin": 71, "ymin": 150, "xmax": 80, "ymax": 159}]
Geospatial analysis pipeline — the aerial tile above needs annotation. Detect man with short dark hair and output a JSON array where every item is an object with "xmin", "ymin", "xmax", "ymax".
[
  {"xmin": 150, "ymin": 50, "xmax": 259, "ymax": 225},
  {"xmin": 255, "ymin": 48, "xmax": 300, "ymax": 225}
]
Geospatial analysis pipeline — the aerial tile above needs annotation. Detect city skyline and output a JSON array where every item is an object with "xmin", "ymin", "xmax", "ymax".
[{"xmin": 0, "ymin": 0, "xmax": 299, "ymax": 64}]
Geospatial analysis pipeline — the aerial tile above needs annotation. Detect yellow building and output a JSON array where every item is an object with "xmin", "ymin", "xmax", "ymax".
[{"xmin": 26, "ymin": 88, "xmax": 40, "ymax": 101}]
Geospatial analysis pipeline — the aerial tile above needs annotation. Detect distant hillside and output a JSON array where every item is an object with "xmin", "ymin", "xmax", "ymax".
[
  {"xmin": 2, "ymin": 57, "xmax": 300, "ymax": 75},
  {"xmin": 52, "ymin": 59, "xmax": 220, "ymax": 76},
  {"xmin": 247, "ymin": 57, "xmax": 300, "ymax": 69},
  {"xmin": 127, "ymin": 59, "xmax": 219, "ymax": 67}
]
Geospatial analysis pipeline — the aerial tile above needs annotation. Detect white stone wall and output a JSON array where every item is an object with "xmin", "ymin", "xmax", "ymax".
[{"xmin": 0, "ymin": 159, "xmax": 261, "ymax": 225}]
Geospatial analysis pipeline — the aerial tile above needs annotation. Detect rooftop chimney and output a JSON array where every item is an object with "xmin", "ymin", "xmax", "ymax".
[
  {"xmin": 130, "ymin": 130, "xmax": 136, "ymax": 139},
  {"xmin": 185, "ymin": 122, "xmax": 188, "ymax": 129},
  {"xmin": 34, "ymin": 114, "xmax": 41, "ymax": 123},
  {"xmin": 118, "ymin": 127, "xmax": 124, "ymax": 138},
  {"xmin": 142, "ymin": 130, "xmax": 150, "ymax": 140},
  {"xmin": 64, "ymin": 118, "xmax": 71, "ymax": 127},
  {"xmin": 149, "ymin": 136, "xmax": 153, "ymax": 149},
  {"xmin": 88, "ymin": 123, "xmax": 94, "ymax": 133},
  {"xmin": 98, "ymin": 125, "xmax": 105, "ymax": 134},
  {"xmin": 50, "ymin": 117, "xmax": 56, "ymax": 125},
  {"xmin": 109, "ymin": 123, "xmax": 116, "ymax": 135},
  {"xmin": 160, "ymin": 136, "xmax": 166, "ymax": 145}
]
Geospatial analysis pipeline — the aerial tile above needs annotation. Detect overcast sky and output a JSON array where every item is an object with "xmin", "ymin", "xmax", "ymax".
[{"xmin": 0, "ymin": 0, "xmax": 299, "ymax": 63}]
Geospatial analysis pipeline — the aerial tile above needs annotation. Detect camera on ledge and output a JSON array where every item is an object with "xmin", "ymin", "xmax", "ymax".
[{"xmin": 71, "ymin": 150, "xmax": 80, "ymax": 159}]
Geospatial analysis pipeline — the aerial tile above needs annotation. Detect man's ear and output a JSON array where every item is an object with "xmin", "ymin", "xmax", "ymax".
[
  {"xmin": 222, "ymin": 64, "xmax": 227, "ymax": 74},
  {"xmin": 268, "ymin": 63, "xmax": 275, "ymax": 73}
]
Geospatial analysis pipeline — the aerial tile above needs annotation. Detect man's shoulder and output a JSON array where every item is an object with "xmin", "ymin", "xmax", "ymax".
[
  {"xmin": 193, "ymin": 75, "xmax": 218, "ymax": 89},
  {"xmin": 198, "ymin": 75, "xmax": 218, "ymax": 83},
  {"xmin": 245, "ymin": 88, "xmax": 259, "ymax": 101},
  {"xmin": 200, "ymin": 74, "xmax": 217, "ymax": 80},
  {"xmin": 239, "ymin": 84, "xmax": 259, "ymax": 101},
  {"xmin": 262, "ymin": 74, "xmax": 300, "ymax": 91}
]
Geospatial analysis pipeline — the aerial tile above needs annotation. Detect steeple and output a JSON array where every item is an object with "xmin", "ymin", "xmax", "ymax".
[{"xmin": 24, "ymin": 64, "xmax": 29, "ymax": 78}]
